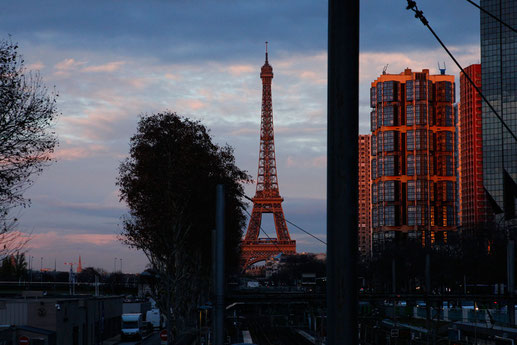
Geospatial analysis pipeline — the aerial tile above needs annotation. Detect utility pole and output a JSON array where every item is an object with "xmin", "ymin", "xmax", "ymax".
[
  {"xmin": 327, "ymin": 0, "xmax": 359, "ymax": 344},
  {"xmin": 214, "ymin": 185, "xmax": 225, "ymax": 345}
]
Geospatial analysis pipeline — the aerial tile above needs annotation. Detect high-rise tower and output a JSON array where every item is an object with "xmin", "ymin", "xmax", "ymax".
[
  {"xmin": 370, "ymin": 68, "xmax": 457, "ymax": 251},
  {"xmin": 481, "ymin": 0, "xmax": 517, "ymax": 219},
  {"xmin": 358, "ymin": 134, "xmax": 372, "ymax": 256},
  {"xmin": 241, "ymin": 44, "xmax": 296, "ymax": 269},
  {"xmin": 459, "ymin": 64, "xmax": 488, "ymax": 230}
]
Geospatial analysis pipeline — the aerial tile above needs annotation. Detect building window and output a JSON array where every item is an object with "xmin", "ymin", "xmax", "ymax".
[
  {"xmin": 406, "ymin": 80, "xmax": 414, "ymax": 101},
  {"xmin": 385, "ymin": 181, "xmax": 396, "ymax": 201},
  {"xmin": 377, "ymin": 83, "xmax": 382, "ymax": 103},
  {"xmin": 415, "ymin": 129, "xmax": 427, "ymax": 150},
  {"xmin": 372, "ymin": 183, "xmax": 377, "ymax": 204},
  {"xmin": 445, "ymin": 155, "xmax": 453, "ymax": 176},
  {"xmin": 371, "ymin": 134, "xmax": 377, "ymax": 156},
  {"xmin": 415, "ymin": 104, "xmax": 427, "ymax": 125},
  {"xmin": 407, "ymin": 130, "xmax": 414, "ymax": 151},
  {"xmin": 371, "ymin": 110, "xmax": 377, "ymax": 131},
  {"xmin": 416, "ymin": 155, "xmax": 427, "ymax": 175},
  {"xmin": 378, "ymin": 181, "xmax": 384, "ymax": 202},
  {"xmin": 378, "ymin": 206, "xmax": 384, "ymax": 226},
  {"xmin": 383, "ymin": 131, "xmax": 395, "ymax": 152},
  {"xmin": 417, "ymin": 205, "xmax": 427, "ymax": 225},
  {"xmin": 445, "ymin": 106, "xmax": 453, "ymax": 126},
  {"xmin": 370, "ymin": 87, "xmax": 377, "ymax": 107},
  {"xmin": 447, "ymin": 205, "xmax": 455, "ymax": 226},
  {"xmin": 384, "ymin": 155, "xmax": 395, "ymax": 176},
  {"xmin": 383, "ymin": 81, "xmax": 396, "ymax": 102},
  {"xmin": 446, "ymin": 181, "xmax": 454, "ymax": 201},
  {"xmin": 415, "ymin": 180, "xmax": 427, "ymax": 201},
  {"xmin": 445, "ymin": 131, "xmax": 453, "ymax": 151},
  {"xmin": 408, "ymin": 205, "xmax": 415, "ymax": 226},
  {"xmin": 407, "ymin": 154, "xmax": 414, "ymax": 176},
  {"xmin": 371, "ymin": 159, "xmax": 377, "ymax": 179},
  {"xmin": 372, "ymin": 207, "xmax": 378, "ymax": 227},
  {"xmin": 385, "ymin": 206, "xmax": 396, "ymax": 226},
  {"xmin": 377, "ymin": 157, "xmax": 383, "ymax": 178},
  {"xmin": 436, "ymin": 81, "xmax": 453, "ymax": 102},
  {"xmin": 383, "ymin": 106, "xmax": 395, "ymax": 126},
  {"xmin": 415, "ymin": 79, "xmax": 427, "ymax": 101},
  {"xmin": 406, "ymin": 104, "xmax": 414, "ymax": 125},
  {"xmin": 407, "ymin": 180, "xmax": 415, "ymax": 201}
]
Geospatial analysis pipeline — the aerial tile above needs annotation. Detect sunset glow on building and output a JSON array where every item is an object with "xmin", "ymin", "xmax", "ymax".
[
  {"xmin": 370, "ymin": 69, "xmax": 457, "ymax": 250},
  {"xmin": 459, "ymin": 64, "xmax": 487, "ymax": 230},
  {"xmin": 358, "ymin": 134, "xmax": 371, "ymax": 256}
]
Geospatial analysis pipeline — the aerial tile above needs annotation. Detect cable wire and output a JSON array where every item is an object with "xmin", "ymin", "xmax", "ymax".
[
  {"xmin": 242, "ymin": 207, "xmax": 284, "ymax": 253},
  {"xmin": 285, "ymin": 219, "xmax": 327, "ymax": 245},
  {"xmin": 406, "ymin": 0, "xmax": 517, "ymax": 144},
  {"xmin": 243, "ymin": 194, "xmax": 327, "ymax": 245},
  {"xmin": 464, "ymin": 0, "xmax": 517, "ymax": 34}
]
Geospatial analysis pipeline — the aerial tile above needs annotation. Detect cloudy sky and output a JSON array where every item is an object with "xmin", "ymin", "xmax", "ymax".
[{"xmin": 0, "ymin": 0, "xmax": 481, "ymax": 273}]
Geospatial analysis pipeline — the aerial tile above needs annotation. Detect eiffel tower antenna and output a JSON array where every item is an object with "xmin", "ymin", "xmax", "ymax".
[{"xmin": 241, "ymin": 45, "xmax": 296, "ymax": 270}]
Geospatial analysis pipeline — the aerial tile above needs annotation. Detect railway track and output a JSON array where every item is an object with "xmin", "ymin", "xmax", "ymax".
[{"xmin": 248, "ymin": 319, "xmax": 315, "ymax": 345}]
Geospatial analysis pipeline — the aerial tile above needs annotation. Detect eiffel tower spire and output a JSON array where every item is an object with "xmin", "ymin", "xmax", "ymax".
[{"xmin": 241, "ymin": 44, "xmax": 296, "ymax": 270}]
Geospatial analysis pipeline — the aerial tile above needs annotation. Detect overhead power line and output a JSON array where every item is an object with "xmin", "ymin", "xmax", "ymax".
[
  {"xmin": 285, "ymin": 219, "xmax": 327, "ymax": 245},
  {"xmin": 243, "ymin": 194, "xmax": 327, "ymax": 245},
  {"xmin": 464, "ymin": 0, "xmax": 517, "ymax": 34},
  {"xmin": 406, "ymin": 0, "xmax": 517, "ymax": 144},
  {"xmin": 242, "ymin": 207, "xmax": 283, "ymax": 253}
]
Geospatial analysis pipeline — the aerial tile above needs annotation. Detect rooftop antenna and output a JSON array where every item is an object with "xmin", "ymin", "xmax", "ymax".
[
  {"xmin": 265, "ymin": 41, "xmax": 269, "ymax": 63},
  {"xmin": 438, "ymin": 61, "xmax": 446, "ymax": 75},
  {"xmin": 382, "ymin": 64, "xmax": 389, "ymax": 75}
]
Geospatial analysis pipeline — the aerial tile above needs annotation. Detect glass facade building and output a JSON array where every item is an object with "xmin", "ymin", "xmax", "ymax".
[
  {"xmin": 481, "ymin": 0, "xmax": 517, "ymax": 217},
  {"xmin": 370, "ymin": 69, "xmax": 457, "ymax": 250},
  {"xmin": 459, "ymin": 64, "xmax": 488, "ymax": 229}
]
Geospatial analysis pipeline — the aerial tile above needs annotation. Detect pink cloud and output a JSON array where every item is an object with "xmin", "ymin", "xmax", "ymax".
[
  {"xmin": 53, "ymin": 144, "xmax": 109, "ymax": 160},
  {"xmin": 230, "ymin": 128, "xmax": 256, "ymax": 136},
  {"xmin": 165, "ymin": 73, "xmax": 182, "ymax": 81},
  {"xmin": 54, "ymin": 58, "xmax": 86, "ymax": 71},
  {"xmin": 82, "ymin": 61, "xmax": 126, "ymax": 73},
  {"xmin": 176, "ymin": 98, "xmax": 207, "ymax": 111},
  {"xmin": 227, "ymin": 64, "xmax": 254, "ymax": 76},
  {"xmin": 26, "ymin": 62, "xmax": 45, "ymax": 70},
  {"xmin": 28, "ymin": 232, "xmax": 119, "ymax": 249}
]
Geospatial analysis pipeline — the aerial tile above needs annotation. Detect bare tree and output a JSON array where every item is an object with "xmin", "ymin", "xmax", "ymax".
[{"xmin": 0, "ymin": 38, "xmax": 58, "ymax": 253}]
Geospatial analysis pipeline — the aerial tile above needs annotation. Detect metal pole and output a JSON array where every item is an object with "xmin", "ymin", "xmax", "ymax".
[
  {"xmin": 327, "ymin": 0, "xmax": 359, "ymax": 344},
  {"xmin": 425, "ymin": 252, "xmax": 431, "ymax": 344},
  {"xmin": 215, "ymin": 185, "xmax": 225, "ymax": 345},
  {"xmin": 508, "ymin": 239, "xmax": 515, "ymax": 325}
]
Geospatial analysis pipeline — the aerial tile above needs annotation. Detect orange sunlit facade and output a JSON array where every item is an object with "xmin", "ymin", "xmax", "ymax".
[
  {"xmin": 358, "ymin": 134, "xmax": 371, "ymax": 256},
  {"xmin": 459, "ymin": 64, "xmax": 487, "ymax": 230},
  {"xmin": 370, "ymin": 69, "xmax": 457, "ymax": 250}
]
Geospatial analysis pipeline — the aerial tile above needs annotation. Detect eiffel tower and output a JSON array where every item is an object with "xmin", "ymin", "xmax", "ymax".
[{"xmin": 241, "ymin": 43, "xmax": 296, "ymax": 269}]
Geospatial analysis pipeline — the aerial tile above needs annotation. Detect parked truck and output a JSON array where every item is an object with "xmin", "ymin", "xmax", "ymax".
[{"xmin": 121, "ymin": 313, "xmax": 143, "ymax": 340}]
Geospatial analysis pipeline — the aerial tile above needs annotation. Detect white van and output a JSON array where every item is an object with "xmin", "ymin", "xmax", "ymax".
[
  {"xmin": 146, "ymin": 308, "xmax": 163, "ymax": 330},
  {"xmin": 121, "ymin": 313, "xmax": 143, "ymax": 340}
]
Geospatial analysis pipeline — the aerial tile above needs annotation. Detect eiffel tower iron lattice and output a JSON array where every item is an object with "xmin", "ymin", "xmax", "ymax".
[{"xmin": 241, "ymin": 43, "xmax": 296, "ymax": 269}]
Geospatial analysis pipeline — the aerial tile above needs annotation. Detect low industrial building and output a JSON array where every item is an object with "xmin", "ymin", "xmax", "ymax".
[{"xmin": 0, "ymin": 295, "xmax": 122, "ymax": 345}]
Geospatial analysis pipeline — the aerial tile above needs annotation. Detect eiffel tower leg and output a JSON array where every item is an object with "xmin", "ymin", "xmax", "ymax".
[
  {"xmin": 272, "ymin": 205, "xmax": 290, "ymax": 241},
  {"xmin": 244, "ymin": 204, "xmax": 263, "ymax": 241}
]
